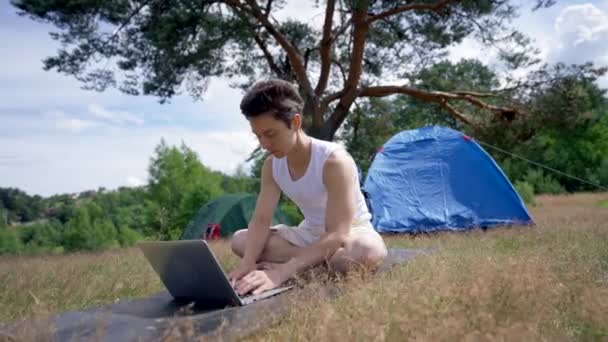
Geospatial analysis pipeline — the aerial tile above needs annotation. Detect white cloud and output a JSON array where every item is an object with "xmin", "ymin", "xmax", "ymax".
[
  {"xmin": 274, "ymin": 1, "xmax": 324, "ymax": 24},
  {"xmin": 448, "ymin": 38, "xmax": 498, "ymax": 65},
  {"xmin": 55, "ymin": 117, "xmax": 97, "ymax": 134},
  {"xmin": 87, "ymin": 104, "xmax": 144, "ymax": 125},
  {"xmin": 47, "ymin": 110, "xmax": 98, "ymax": 133},
  {"xmin": 549, "ymin": 3, "xmax": 608, "ymax": 65},
  {"xmin": 0, "ymin": 125, "xmax": 258, "ymax": 196},
  {"xmin": 126, "ymin": 176, "xmax": 144, "ymax": 187},
  {"xmin": 555, "ymin": 4, "xmax": 608, "ymax": 45},
  {"xmin": 0, "ymin": 4, "xmax": 245, "ymax": 129},
  {"xmin": 446, "ymin": 2, "xmax": 608, "ymax": 87}
]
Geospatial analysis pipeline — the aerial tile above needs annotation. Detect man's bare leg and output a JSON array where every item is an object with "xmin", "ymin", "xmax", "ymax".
[
  {"xmin": 328, "ymin": 232, "xmax": 388, "ymax": 274},
  {"xmin": 231, "ymin": 228, "xmax": 388, "ymax": 275},
  {"xmin": 230, "ymin": 229, "xmax": 301, "ymax": 263}
]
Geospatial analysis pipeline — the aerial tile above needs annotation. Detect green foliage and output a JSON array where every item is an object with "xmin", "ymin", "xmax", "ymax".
[
  {"xmin": 0, "ymin": 207, "xmax": 7, "ymax": 228},
  {"xmin": 62, "ymin": 205, "xmax": 94, "ymax": 251},
  {"xmin": 89, "ymin": 186, "xmax": 153, "ymax": 235},
  {"xmin": 45, "ymin": 194, "xmax": 77, "ymax": 224},
  {"xmin": 0, "ymin": 188, "xmax": 45, "ymax": 224},
  {"xmin": 522, "ymin": 169, "xmax": 565, "ymax": 195},
  {"xmin": 0, "ymin": 227, "xmax": 22, "ymax": 255},
  {"xmin": 280, "ymin": 199, "xmax": 304, "ymax": 226},
  {"xmin": 514, "ymin": 181, "xmax": 535, "ymax": 206},
  {"xmin": 490, "ymin": 72, "xmax": 608, "ymax": 193},
  {"xmin": 341, "ymin": 59, "xmax": 500, "ymax": 173},
  {"xmin": 116, "ymin": 226, "xmax": 142, "ymax": 247},
  {"xmin": 343, "ymin": 61, "xmax": 608, "ymax": 194},
  {"xmin": 14, "ymin": 0, "xmax": 552, "ymax": 140},
  {"xmin": 0, "ymin": 185, "xmax": 152, "ymax": 255},
  {"xmin": 12, "ymin": 0, "xmax": 528, "ymax": 98},
  {"xmin": 219, "ymin": 164, "xmax": 257, "ymax": 194},
  {"xmin": 246, "ymin": 149, "xmax": 268, "ymax": 191},
  {"xmin": 61, "ymin": 203, "xmax": 109, "ymax": 251},
  {"xmin": 19, "ymin": 220, "xmax": 64, "ymax": 254},
  {"xmin": 147, "ymin": 140, "xmax": 224, "ymax": 239}
]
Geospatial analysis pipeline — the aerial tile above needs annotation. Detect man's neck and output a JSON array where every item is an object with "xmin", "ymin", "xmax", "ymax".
[{"xmin": 286, "ymin": 131, "xmax": 312, "ymax": 168}]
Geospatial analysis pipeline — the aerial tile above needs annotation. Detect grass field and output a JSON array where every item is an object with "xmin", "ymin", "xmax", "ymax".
[{"xmin": 1, "ymin": 192, "xmax": 607, "ymax": 340}]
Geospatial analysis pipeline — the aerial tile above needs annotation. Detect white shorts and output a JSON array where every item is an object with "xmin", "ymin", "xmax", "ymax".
[{"xmin": 271, "ymin": 217, "xmax": 383, "ymax": 248}]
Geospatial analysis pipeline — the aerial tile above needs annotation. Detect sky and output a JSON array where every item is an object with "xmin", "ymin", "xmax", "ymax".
[{"xmin": 1, "ymin": 1, "xmax": 607, "ymax": 197}]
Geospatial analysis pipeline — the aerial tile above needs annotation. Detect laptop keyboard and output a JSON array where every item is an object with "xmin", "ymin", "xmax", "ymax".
[{"xmin": 239, "ymin": 286, "xmax": 294, "ymax": 305}]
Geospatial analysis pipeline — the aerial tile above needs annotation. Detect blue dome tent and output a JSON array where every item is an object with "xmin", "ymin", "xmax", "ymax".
[{"xmin": 363, "ymin": 126, "xmax": 533, "ymax": 233}]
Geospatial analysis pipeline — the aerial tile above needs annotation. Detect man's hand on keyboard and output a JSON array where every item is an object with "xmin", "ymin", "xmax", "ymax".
[
  {"xmin": 228, "ymin": 261, "xmax": 256, "ymax": 288},
  {"xmin": 234, "ymin": 266, "xmax": 289, "ymax": 295}
]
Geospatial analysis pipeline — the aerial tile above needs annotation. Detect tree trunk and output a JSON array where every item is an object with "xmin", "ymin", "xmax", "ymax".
[
  {"xmin": 302, "ymin": 106, "xmax": 326, "ymax": 140},
  {"xmin": 302, "ymin": 93, "xmax": 334, "ymax": 140},
  {"xmin": 303, "ymin": 104, "xmax": 349, "ymax": 141}
]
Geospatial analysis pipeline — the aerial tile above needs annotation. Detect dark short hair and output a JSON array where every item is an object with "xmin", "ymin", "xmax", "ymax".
[{"xmin": 240, "ymin": 79, "xmax": 304, "ymax": 128}]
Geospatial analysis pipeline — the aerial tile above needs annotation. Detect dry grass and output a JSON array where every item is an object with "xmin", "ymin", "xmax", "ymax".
[
  {"xmin": 1, "ymin": 192, "xmax": 607, "ymax": 341},
  {"xmin": 249, "ymin": 192, "xmax": 608, "ymax": 341},
  {"xmin": 0, "ymin": 240, "xmax": 239, "ymax": 323}
]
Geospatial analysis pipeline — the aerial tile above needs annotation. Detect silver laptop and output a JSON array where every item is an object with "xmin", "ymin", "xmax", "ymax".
[{"xmin": 138, "ymin": 239, "xmax": 293, "ymax": 307}]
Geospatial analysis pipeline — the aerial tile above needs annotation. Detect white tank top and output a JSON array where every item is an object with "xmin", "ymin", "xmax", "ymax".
[{"xmin": 271, "ymin": 138, "xmax": 372, "ymax": 227}]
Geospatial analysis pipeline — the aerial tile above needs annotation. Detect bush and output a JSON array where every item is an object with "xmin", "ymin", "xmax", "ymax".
[
  {"xmin": 597, "ymin": 158, "xmax": 608, "ymax": 189},
  {"xmin": 63, "ymin": 206, "xmax": 121, "ymax": 251},
  {"xmin": 94, "ymin": 219, "xmax": 120, "ymax": 249},
  {"xmin": 117, "ymin": 226, "xmax": 142, "ymax": 247},
  {"xmin": 0, "ymin": 228, "xmax": 22, "ymax": 255},
  {"xmin": 523, "ymin": 169, "xmax": 565, "ymax": 195},
  {"xmin": 514, "ymin": 181, "xmax": 535, "ymax": 205}
]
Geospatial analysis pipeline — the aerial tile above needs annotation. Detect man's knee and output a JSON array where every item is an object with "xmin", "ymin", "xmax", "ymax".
[
  {"xmin": 231, "ymin": 229, "xmax": 248, "ymax": 257},
  {"xmin": 331, "ymin": 236, "xmax": 388, "ymax": 270},
  {"xmin": 352, "ymin": 238, "xmax": 388, "ymax": 266},
  {"xmin": 366, "ymin": 242, "xmax": 388, "ymax": 266}
]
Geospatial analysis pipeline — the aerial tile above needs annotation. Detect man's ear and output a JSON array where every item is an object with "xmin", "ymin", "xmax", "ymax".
[{"xmin": 292, "ymin": 113, "xmax": 302, "ymax": 130}]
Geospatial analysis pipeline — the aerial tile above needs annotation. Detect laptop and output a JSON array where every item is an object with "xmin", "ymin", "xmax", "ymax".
[{"xmin": 138, "ymin": 239, "xmax": 293, "ymax": 307}]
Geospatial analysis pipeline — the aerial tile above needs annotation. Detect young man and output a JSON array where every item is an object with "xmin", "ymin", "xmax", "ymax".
[{"xmin": 228, "ymin": 79, "xmax": 387, "ymax": 296}]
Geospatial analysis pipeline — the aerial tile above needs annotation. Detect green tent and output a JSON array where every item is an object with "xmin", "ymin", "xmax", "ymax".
[{"xmin": 181, "ymin": 193, "xmax": 292, "ymax": 239}]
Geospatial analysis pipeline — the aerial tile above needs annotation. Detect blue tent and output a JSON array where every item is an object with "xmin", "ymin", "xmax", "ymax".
[{"xmin": 363, "ymin": 126, "xmax": 533, "ymax": 233}]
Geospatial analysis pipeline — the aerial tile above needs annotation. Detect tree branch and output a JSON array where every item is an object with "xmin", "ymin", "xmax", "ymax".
[
  {"xmin": 332, "ymin": 58, "xmax": 348, "ymax": 85},
  {"xmin": 333, "ymin": 0, "xmax": 352, "ymax": 42},
  {"xmin": 367, "ymin": 0, "xmax": 459, "ymax": 23},
  {"xmin": 315, "ymin": 0, "xmax": 336, "ymax": 99},
  {"xmin": 453, "ymin": 91, "xmax": 496, "ymax": 97},
  {"xmin": 438, "ymin": 100, "xmax": 476, "ymax": 126},
  {"xmin": 304, "ymin": 48, "xmax": 312, "ymax": 71},
  {"xmin": 225, "ymin": 0, "xmax": 315, "ymax": 98},
  {"xmin": 322, "ymin": 2, "xmax": 370, "ymax": 138},
  {"xmin": 318, "ymin": 59, "xmax": 347, "ymax": 114},
  {"xmin": 229, "ymin": 5, "xmax": 282, "ymax": 78},
  {"xmin": 264, "ymin": 0, "xmax": 273, "ymax": 17},
  {"xmin": 332, "ymin": 17, "xmax": 353, "ymax": 41},
  {"xmin": 252, "ymin": 31, "xmax": 283, "ymax": 77},
  {"xmin": 82, "ymin": 0, "xmax": 154, "ymax": 59},
  {"xmin": 320, "ymin": 89, "xmax": 344, "ymax": 114},
  {"xmin": 358, "ymin": 85, "xmax": 519, "ymax": 127}
]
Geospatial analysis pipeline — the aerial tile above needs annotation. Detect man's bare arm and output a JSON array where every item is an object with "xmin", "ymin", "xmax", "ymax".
[
  {"xmin": 281, "ymin": 149, "xmax": 356, "ymax": 275},
  {"xmin": 241, "ymin": 156, "xmax": 282, "ymax": 266}
]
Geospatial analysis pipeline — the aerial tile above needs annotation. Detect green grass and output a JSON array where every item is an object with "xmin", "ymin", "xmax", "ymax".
[
  {"xmin": 597, "ymin": 199, "xmax": 608, "ymax": 208},
  {"xmin": 1, "ymin": 192, "xmax": 608, "ymax": 341}
]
